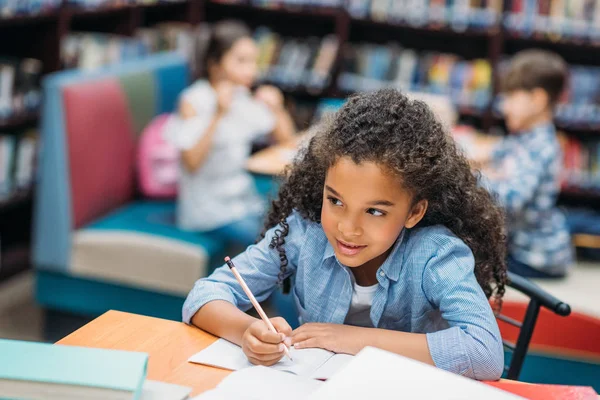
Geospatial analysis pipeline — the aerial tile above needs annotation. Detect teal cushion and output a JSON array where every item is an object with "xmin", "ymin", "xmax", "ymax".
[{"xmin": 86, "ymin": 201, "xmax": 223, "ymax": 259}]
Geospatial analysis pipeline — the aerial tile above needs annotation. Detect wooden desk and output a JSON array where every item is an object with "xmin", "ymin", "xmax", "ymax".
[
  {"xmin": 57, "ymin": 311, "xmax": 598, "ymax": 399},
  {"xmin": 57, "ymin": 310, "xmax": 226, "ymax": 396}
]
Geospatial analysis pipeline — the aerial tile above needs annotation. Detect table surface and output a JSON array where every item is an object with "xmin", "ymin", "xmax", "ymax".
[
  {"xmin": 56, "ymin": 310, "xmax": 596, "ymax": 399},
  {"xmin": 57, "ymin": 310, "xmax": 228, "ymax": 396}
]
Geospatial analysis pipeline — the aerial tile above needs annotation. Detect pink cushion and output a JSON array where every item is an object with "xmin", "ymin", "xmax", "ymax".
[
  {"xmin": 137, "ymin": 114, "xmax": 178, "ymax": 199},
  {"xmin": 63, "ymin": 79, "xmax": 136, "ymax": 229}
]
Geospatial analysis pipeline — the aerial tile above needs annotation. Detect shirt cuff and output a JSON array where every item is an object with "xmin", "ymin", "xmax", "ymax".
[
  {"xmin": 426, "ymin": 327, "xmax": 471, "ymax": 376},
  {"xmin": 182, "ymin": 281, "xmax": 238, "ymax": 324}
]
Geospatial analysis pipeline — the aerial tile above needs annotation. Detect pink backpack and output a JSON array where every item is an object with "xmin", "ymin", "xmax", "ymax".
[{"xmin": 137, "ymin": 114, "xmax": 179, "ymax": 199}]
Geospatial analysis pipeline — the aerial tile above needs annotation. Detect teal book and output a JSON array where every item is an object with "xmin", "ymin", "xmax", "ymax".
[{"xmin": 0, "ymin": 339, "xmax": 148, "ymax": 400}]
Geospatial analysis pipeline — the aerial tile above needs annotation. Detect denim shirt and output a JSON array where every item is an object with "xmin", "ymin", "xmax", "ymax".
[{"xmin": 183, "ymin": 212, "xmax": 504, "ymax": 380}]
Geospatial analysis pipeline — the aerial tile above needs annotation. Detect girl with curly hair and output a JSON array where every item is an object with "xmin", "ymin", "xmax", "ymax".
[{"xmin": 183, "ymin": 89, "xmax": 507, "ymax": 380}]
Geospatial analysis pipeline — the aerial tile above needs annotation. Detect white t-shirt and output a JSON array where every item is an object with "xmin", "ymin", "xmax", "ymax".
[
  {"xmin": 165, "ymin": 81, "xmax": 275, "ymax": 231},
  {"xmin": 344, "ymin": 281, "xmax": 378, "ymax": 328}
]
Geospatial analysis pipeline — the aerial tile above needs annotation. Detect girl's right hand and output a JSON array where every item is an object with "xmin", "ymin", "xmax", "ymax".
[
  {"xmin": 215, "ymin": 81, "xmax": 234, "ymax": 115},
  {"xmin": 242, "ymin": 317, "xmax": 292, "ymax": 366}
]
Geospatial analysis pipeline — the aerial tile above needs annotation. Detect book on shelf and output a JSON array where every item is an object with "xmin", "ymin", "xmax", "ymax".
[
  {"xmin": 346, "ymin": 0, "xmax": 502, "ymax": 30},
  {"xmin": 0, "ymin": 128, "xmax": 38, "ymax": 200},
  {"xmin": 254, "ymin": 26, "xmax": 338, "ymax": 93},
  {"xmin": 61, "ymin": 32, "xmax": 150, "ymax": 70},
  {"xmin": 504, "ymin": 0, "xmax": 600, "ymax": 43},
  {"xmin": 66, "ymin": 0, "xmax": 187, "ymax": 9},
  {"xmin": 243, "ymin": 0, "xmax": 344, "ymax": 7},
  {"xmin": 337, "ymin": 42, "xmax": 492, "ymax": 112},
  {"xmin": 560, "ymin": 134, "xmax": 600, "ymax": 193},
  {"xmin": 0, "ymin": 57, "xmax": 42, "ymax": 121},
  {"xmin": 0, "ymin": 0, "xmax": 62, "ymax": 16}
]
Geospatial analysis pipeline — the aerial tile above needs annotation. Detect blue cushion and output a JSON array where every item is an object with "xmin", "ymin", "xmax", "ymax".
[{"xmin": 85, "ymin": 201, "xmax": 223, "ymax": 259}]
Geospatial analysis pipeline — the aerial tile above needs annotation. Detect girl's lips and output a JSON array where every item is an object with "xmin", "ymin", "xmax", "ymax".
[{"xmin": 336, "ymin": 239, "xmax": 367, "ymax": 256}]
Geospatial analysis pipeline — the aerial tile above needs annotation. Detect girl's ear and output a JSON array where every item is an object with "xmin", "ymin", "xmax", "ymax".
[{"xmin": 405, "ymin": 199, "xmax": 428, "ymax": 229}]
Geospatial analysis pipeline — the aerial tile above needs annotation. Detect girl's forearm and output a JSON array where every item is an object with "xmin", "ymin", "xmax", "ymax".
[
  {"xmin": 181, "ymin": 113, "xmax": 223, "ymax": 172},
  {"xmin": 361, "ymin": 328, "xmax": 435, "ymax": 366},
  {"xmin": 191, "ymin": 300, "xmax": 258, "ymax": 345},
  {"xmin": 271, "ymin": 109, "xmax": 296, "ymax": 144}
]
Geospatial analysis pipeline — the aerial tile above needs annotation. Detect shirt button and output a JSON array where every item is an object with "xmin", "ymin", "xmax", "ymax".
[{"xmin": 379, "ymin": 271, "xmax": 385, "ymax": 277}]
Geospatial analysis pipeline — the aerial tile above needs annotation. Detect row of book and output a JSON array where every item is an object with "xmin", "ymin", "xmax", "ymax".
[
  {"xmin": 0, "ymin": 58, "xmax": 43, "ymax": 121},
  {"xmin": 337, "ymin": 43, "xmax": 492, "ymax": 111},
  {"xmin": 504, "ymin": 0, "xmax": 600, "ymax": 42},
  {"xmin": 556, "ymin": 64, "xmax": 600, "ymax": 127},
  {"xmin": 254, "ymin": 27, "xmax": 339, "ymax": 93},
  {"xmin": 246, "ymin": 0, "xmax": 343, "ymax": 6},
  {"xmin": 224, "ymin": 0, "xmax": 503, "ymax": 30},
  {"xmin": 347, "ymin": 0, "xmax": 502, "ymax": 30},
  {"xmin": 65, "ymin": 0, "xmax": 186, "ymax": 8},
  {"xmin": 0, "ymin": 130, "xmax": 37, "ymax": 200},
  {"xmin": 62, "ymin": 23, "xmax": 209, "ymax": 72},
  {"xmin": 61, "ymin": 32, "xmax": 150, "ymax": 70},
  {"xmin": 560, "ymin": 135, "xmax": 600, "ymax": 192},
  {"xmin": 0, "ymin": 0, "xmax": 61, "ymax": 16}
]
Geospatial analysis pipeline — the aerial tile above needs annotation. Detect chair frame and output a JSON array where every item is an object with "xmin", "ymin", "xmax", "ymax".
[{"xmin": 499, "ymin": 271, "xmax": 571, "ymax": 380}]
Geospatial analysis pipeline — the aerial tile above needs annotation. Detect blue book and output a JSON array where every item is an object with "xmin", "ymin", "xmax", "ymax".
[{"xmin": 0, "ymin": 339, "xmax": 148, "ymax": 400}]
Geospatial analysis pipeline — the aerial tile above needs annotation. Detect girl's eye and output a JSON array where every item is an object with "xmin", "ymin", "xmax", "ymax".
[
  {"xmin": 328, "ymin": 196, "xmax": 343, "ymax": 207},
  {"xmin": 367, "ymin": 208, "xmax": 385, "ymax": 217}
]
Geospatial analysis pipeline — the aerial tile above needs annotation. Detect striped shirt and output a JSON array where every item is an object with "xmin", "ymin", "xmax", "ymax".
[
  {"xmin": 183, "ymin": 212, "xmax": 504, "ymax": 380},
  {"xmin": 483, "ymin": 123, "xmax": 573, "ymax": 275}
]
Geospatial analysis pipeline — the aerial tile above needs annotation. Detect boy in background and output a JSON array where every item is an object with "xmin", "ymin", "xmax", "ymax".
[{"xmin": 481, "ymin": 49, "xmax": 573, "ymax": 278}]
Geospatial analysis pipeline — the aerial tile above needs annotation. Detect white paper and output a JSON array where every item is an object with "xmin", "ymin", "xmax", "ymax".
[
  {"xmin": 309, "ymin": 347, "xmax": 525, "ymax": 400},
  {"xmin": 191, "ymin": 366, "xmax": 322, "ymax": 400},
  {"xmin": 141, "ymin": 380, "xmax": 191, "ymax": 400},
  {"xmin": 188, "ymin": 339, "xmax": 349, "ymax": 378},
  {"xmin": 309, "ymin": 353, "xmax": 353, "ymax": 380}
]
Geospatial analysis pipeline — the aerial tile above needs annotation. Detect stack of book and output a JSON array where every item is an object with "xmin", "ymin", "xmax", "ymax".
[
  {"xmin": 0, "ymin": 58, "xmax": 43, "ymax": 121},
  {"xmin": 0, "ymin": 0, "xmax": 61, "ymax": 16},
  {"xmin": 560, "ymin": 135, "xmax": 600, "ymax": 193},
  {"xmin": 0, "ymin": 339, "xmax": 192, "ymax": 400},
  {"xmin": 0, "ymin": 129, "xmax": 37, "ymax": 199},
  {"xmin": 338, "ymin": 43, "xmax": 492, "ymax": 112},
  {"xmin": 347, "ymin": 0, "xmax": 503, "ymax": 30},
  {"xmin": 504, "ymin": 0, "xmax": 600, "ymax": 42},
  {"xmin": 254, "ymin": 26, "xmax": 339, "ymax": 94}
]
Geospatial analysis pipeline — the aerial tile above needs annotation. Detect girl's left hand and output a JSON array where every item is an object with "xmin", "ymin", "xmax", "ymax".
[{"xmin": 290, "ymin": 323, "xmax": 367, "ymax": 355}]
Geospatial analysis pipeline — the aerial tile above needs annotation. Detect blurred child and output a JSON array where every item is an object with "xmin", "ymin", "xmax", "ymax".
[
  {"xmin": 184, "ymin": 89, "xmax": 506, "ymax": 381},
  {"xmin": 167, "ymin": 20, "xmax": 295, "ymax": 247},
  {"xmin": 480, "ymin": 49, "xmax": 573, "ymax": 278}
]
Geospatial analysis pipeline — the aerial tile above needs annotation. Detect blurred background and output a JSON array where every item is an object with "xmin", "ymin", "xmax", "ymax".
[{"xmin": 0, "ymin": 0, "xmax": 599, "ymax": 391}]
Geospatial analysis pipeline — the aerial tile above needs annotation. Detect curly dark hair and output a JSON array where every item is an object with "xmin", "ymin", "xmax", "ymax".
[{"xmin": 262, "ymin": 89, "xmax": 507, "ymax": 308}]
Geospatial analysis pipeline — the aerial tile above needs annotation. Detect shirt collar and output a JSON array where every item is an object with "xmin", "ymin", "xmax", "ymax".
[
  {"xmin": 322, "ymin": 229, "xmax": 407, "ymax": 282},
  {"xmin": 517, "ymin": 122, "xmax": 555, "ymax": 142}
]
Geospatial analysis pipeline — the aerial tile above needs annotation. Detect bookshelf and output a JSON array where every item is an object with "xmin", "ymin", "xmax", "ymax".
[{"xmin": 1, "ymin": 0, "xmax": 599, "ymax": 281}]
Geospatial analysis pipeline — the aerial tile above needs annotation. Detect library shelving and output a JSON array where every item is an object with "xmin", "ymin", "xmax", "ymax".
[{"xmin": 1, "ymin": 0, "xmax": 600, "ymax": 280}]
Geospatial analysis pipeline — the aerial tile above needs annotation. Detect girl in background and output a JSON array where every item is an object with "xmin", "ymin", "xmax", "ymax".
[{"xmin": 168, "ymin": 20, "xmax": 295, "ymax": 247}]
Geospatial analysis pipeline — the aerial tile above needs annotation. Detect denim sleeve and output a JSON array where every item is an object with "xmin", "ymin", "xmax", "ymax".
[
  {"xmin": 423, "ymin": 238, "xmax": 504, "ymax": 381},
  {"xmin": 484, "ymin": 141, "xmax": 547, "ymax": 214},
  {"xmin": 182, "ymin": 212, "xmax": 307, "ymax": 324}
]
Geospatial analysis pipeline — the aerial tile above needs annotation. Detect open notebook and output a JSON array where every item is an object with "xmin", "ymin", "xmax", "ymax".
[
  {"xmin": 192, "ymin": 366, "xmax": 323, "ymax": 400},
  {"xmin": 188, "ymin": 339, "xmax": 353, "ymax": 380}
]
